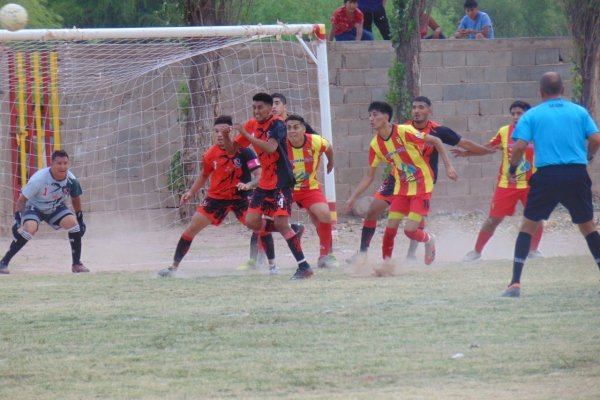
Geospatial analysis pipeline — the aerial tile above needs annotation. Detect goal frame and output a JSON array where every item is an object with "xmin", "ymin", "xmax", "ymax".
[{"xmin": 0, "ymin": 24, "xmax": 338, "ymax": 223}]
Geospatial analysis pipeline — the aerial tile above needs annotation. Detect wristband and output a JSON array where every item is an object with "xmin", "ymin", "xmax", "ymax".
[{"xmin": 508, "ymin": 164, "xmax": 517, "ymax": 175}]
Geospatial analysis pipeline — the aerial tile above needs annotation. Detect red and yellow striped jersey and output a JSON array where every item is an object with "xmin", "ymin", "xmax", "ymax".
[
  {"xmin": 287, "ymin": 134, "xmax": 330, "ymax": 191},
  {"xmin": 368, "ymin": 124, "xmax": 435, "ymax": 195},
  {"xmin": 489, "ymin": 124, "xmax": 535, "ymax": 189}
]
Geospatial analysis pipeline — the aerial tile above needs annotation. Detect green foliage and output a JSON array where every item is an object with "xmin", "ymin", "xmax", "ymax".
[
  {"xmin": 0, "ymin": 0, "xmax": 63, "ymax": 28},
  {"xmin": 177, "ymin": 82, "xmax": 190, "ymax": 120},
  {"xmin": 168, "ymin": 150, "xmax": 186, "ymax": 195},
  {"xmin": 386, "ymin": 60, "xmax": 411, "ymax": 122}
]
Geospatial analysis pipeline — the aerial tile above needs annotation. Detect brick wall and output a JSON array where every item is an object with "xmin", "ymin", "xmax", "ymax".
[{"xmin": 328, "ymin": 38, "xmax": 589, "ymax": 213}]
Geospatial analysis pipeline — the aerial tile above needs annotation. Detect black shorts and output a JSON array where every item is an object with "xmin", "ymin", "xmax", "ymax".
[
  {"xmin": 524, "ymin": 164, "xmax": 593, "ymax": 224},
  {"xmin": 197, "ymin": 197, "xmax": 248, "ymax": 226},
  {"xmin": 248, "ymin": 187, "xmax": 293, "ymax": 217},
  {"xmin": 23, "ymin": 204, "xmax": 73, "ymax": 230}
]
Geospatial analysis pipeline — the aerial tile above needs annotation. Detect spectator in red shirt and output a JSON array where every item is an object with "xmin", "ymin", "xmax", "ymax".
[{"xmin": 329, "ymin": 0, "xmax": 374, "ymax": 41}]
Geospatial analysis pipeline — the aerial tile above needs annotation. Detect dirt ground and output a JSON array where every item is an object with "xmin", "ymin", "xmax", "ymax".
[{"xmin": 0, "ymin": 207, "xmax": 591, "ymax": 276}]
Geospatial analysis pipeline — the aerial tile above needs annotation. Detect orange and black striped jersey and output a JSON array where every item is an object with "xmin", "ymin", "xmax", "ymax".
[
  {"xmin": 287, "ymin": 134, "xmax": 330, "ymax": 191},
  {"xmin": 202, "ymin": 145, "xmax": 260, "ymax": 199},
  {"xmin": 489, "ymin": 124, "xmax": 535, "ymax": 189},
  {"xmin": 368, "ymin": 124, "xmax": 435, "ymax": 196}
]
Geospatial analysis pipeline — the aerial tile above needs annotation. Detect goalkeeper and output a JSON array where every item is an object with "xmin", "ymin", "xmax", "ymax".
[
  {"xmin": 0, "ymin": 150, "xmax": 88, "ymax": 274},
  {"xmin": 158, "ymin": 115, "xmax": 261, "ymax": 277}
]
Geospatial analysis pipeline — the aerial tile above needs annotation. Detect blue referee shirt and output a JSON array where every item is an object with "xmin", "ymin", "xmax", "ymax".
[{"xmin": 512, "ymin": 98, "xmax": 599, "ymax": 167}]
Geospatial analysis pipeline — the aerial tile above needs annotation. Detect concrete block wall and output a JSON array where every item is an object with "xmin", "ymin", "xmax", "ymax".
[{"xmin": 328, "ymin": 38, "xmax": 591, "ymax": 213}]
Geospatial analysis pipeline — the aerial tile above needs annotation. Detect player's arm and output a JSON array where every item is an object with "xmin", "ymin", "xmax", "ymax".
[
  {"xmin": 423, "ymin": 135, "xmax": 458, "ymax": 180},
  {"xmin": 324, "ymin": 144, "xmax": 334, "ymax": 173},
  {"xmin": 71, "ymin": 195, "xmax": 87, "ymax": 236},
  {"xmin": 15, "ymin": 193, "xmax": 27, "ymax": 213},
  {"xmin": 234, "ymin": 122, "xmax": 279, "ymax": 154},
  {"xmin": 238, "ymin": 167, "xmax": 261, "ymax": 191},
  {"xmin": 587, "ymin": 132, "xmax": 600, "ymax": 164},
  {"xmin": 71, "ymin": 196, "xmax": 83, "ymax": 213},
  {"xmin": 507, "ymin": 139, "xmax": 528, "ymax": 181},
  {"xmin": 451, "ymin": 138, "xmax": 496, "ymax": 157},
  {"xmin": 344, "ymin": 166, "xmax": 378, "ymax": 213},
  {"xmin": 222, "ymin": 125, "xmax": 239, "ymax": 155},
  {"xmin": 180, "ymin": 174, "xmax": 209, "ymax": 206},
  {"xmin": 355, "ymin": 22, "xmax": 363, "ymax": 41}
]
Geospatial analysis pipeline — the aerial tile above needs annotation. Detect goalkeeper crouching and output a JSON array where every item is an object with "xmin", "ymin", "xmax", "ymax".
[{"xmin": 0, "ymin": 149, "xmax": 88, "ymax": 274}]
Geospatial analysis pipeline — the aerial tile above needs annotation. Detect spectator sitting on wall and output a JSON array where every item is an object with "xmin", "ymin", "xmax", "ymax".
[
  {"xmin": 420, "ymin": 11, "xmax": 444, "ymax": 39},
  {"xmin": 329, "ymin": 0, "xmax": 374, "ymax": 41},
  {"xmin": 358, "ymin": 0, "xmax": 390, "ymax": 40},
  {"xmin": 454, "ymin": 0, "xmax": 494, "ymax": 39}
]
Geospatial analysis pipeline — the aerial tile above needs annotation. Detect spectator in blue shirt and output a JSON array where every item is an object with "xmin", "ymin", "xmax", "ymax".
[
  {"xmin": 454, "ymin": 0, "xmax": 494, "ymax": 39},
  {"xmin": 358, "ymin": 0, "xmax": 390, "ymax": 40}
]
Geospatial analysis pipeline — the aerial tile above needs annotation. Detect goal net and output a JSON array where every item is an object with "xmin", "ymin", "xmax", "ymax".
[{"xmin": 0, "ymin": 25, "xmax": 334, "ymax": 236}]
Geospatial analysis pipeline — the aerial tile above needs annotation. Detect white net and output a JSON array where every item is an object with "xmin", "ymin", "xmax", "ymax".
[{"xmin": 0, "ymin": 26, "xmax": 323, "ymax": 235}]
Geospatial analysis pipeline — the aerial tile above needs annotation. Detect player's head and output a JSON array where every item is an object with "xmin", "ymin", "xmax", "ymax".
[
  {"xmin": 50, "ymin": 149, "xmax": 70, "ymax": 180},
  {"xmin": 344, "ymin": 0, "xmax": 358, "ymax": 12},
  {"xmin": 252, "ymin": 92, "xmax": 273, "ymax": 123},
  {"xmin": 509, "ymin": 101, "xmax": 530, "ymax": 125},
  {"xmin": 213, "ymin": 115, "xmax": 233, "ymax": 148},
  {"xmin": 539, "ymin": 72, "xmax": 564, "ymax": 99},
  {"xmin": 368, "ymin": 101, "xmax": 393, "ymax": 130},
  {"xmin": 286, "ymin": 114, "xmax": 307, "ymax": 144},
  {"xmin": 412, "ymin": 96, "xmax": 432, "ymax": 124},
  {"xmin": 271, "ymin": 93, "xmax": 288, "ymax": 119}
]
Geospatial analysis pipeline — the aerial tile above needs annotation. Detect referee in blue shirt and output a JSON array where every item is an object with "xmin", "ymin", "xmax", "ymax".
[{"xmin": 503, "ymin": 72, "xmax": 600, "ymax": 297}]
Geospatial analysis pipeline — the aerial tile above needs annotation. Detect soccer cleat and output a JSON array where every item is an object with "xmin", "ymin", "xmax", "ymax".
[
  {"xmin": 0, "ymin": 260, "xmax": 9, "ymax": 274},
  {"xmin": 291, "ymin": 223, "xmax": 305, "ymax": 242},
  {"xmin": 268, "ymin": 265, "xmax": 279, "ymax": 275},
  {"xmin": 158, "ymin": 266, "xmax": 177, "ymax": 277},
  {"xmin": 424, "ymin": 234, "xmax": 436, "ymax": 265},
  {"xmin": 290, "ymin": 266, "xmax": 314, "ymax": 280},
  {"xmin": 346, "ymin": 251, "xmax": 367, "ymax": 264},
  {"xmin": 317, "ymin": 254, "xmax": 339, "ymax": 269},
  {"xmin": 463, "ymin": 250, "xmax": 482, "ymax": 262},
  {"xmin": 72, "ymin": 263, "xmax": 90, "ymax": 273},
  {"xmin": 237, "ymin": 259, "xmax": 257, "ymax": 271},
  {"xmin": 528, "ymin": 250, "xmax": 543, "ymax": 259},
  {"xmin": 502, "ymin": 283, "xmax": 521, "ymax": 298}
]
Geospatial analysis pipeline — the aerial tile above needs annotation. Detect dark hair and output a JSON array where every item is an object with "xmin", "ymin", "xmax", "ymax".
[
  {"xmin": 51, "ymin": 149, "xmax": 69, "ymax": 160},
  {"xmin": 252, "ymin": 92, "xmax": 273, "ymax": 106},
  {"xmin": 344, "ymin": 0, "xmax": 358, "ymax": 4},
  {"xmin": 464, "ymin": 0, "xmax": 478, "ymax": 8},
  {"xmin": 214, "ymin": 115, "xmax": 233, "ymax": 126},
  {"xmin": 509, "ymin": 101, "xmax": 531, "ymax": 113},
  {"xmin": 368, "ymin": 101, "xmax": 394, "ymax": 122},
  {"xmin": 540, "ymin": 72, "xmax": 563, "ymax": 96},
  {"xmin": 271, "ymin": 93, "xmax": 287, "ymax": 104},
  {"xmin": 286, "ymin": 114, "xmax": 306, "ymax": 126},
  {"xmin": 413, "ymin": 96, "xmax": 432, "ymax": 107}
]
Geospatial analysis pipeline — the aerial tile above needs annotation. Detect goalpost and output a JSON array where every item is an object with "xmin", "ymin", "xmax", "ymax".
[{"xmin": 0, "ymin": 24, "xmax": 336, "ymax": 235}]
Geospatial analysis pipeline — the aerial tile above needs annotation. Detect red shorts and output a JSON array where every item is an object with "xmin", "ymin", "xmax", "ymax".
[
  {"xmin": 248, "ymin": 187, "xmax": 293, "ymax": 218},
  {"xmin": 197, "ymin": 197, "xmax": 247, "ymax": 226},
  {"xmin": 374, "ymin": 191, "xmax": 394, "ymax": 205},
  {"xmin": 293, "ymin": 189, "xmax": 327, "ymax": 209},
  {"xmin": 489, "ymin": 187, "xmax": 529, "ymax": 218},
  {"xmin": 373, "ymin": 174, "xmax": 395, "ymax": 205},
  {"xmin": 389, "ymin": 192, "xmax": 431, "ymax": 219}
]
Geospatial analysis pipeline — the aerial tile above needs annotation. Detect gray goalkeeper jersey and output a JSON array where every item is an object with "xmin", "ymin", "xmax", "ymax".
[{"xmin": 21, "ymin": 168, "xmax": 83, "ymax": 214}]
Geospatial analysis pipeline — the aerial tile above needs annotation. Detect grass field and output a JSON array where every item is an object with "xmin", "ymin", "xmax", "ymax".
[{"xmin": 1, "ymin": 251, "xmax": 599, "ymax": 399}]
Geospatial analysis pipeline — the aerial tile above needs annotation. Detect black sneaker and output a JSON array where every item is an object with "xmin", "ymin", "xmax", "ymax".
[
  {"xmin": 72, "ymin": 263, "xmax": 90, "ymax": 273},
  {"xmin": 0, "ymin": 260, "xmax": 9, "ymax": 275},
  {"xmin": 290, "ymin": 266, "xmax": 314, "ymax": 280}
]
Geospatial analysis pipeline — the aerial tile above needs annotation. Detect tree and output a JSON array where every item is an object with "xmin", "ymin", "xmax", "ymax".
[
  {"xmin": 562, "ymin": 0, "xmax": 600, "ymax": 120},
  {"xmin": 387, "ymin": 0, "xmax": 426, "ymax": 122},
  {"xmin": 177, "ymin": 0, "xmax": 253, "ymax": 218}
]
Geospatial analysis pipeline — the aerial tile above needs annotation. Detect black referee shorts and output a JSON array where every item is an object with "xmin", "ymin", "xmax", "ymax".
[{"xmin": 524, "ymin": 164, "xmax": 593, "ymax": 224}]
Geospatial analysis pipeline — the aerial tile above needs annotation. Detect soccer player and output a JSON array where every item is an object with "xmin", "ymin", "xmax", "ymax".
[
  {"xmin": 158, "ymin": 116, "xmax": 261, "ymax": 277},
  {"xmin": 346, "ymin": 101, "xmax": 458, "ymax": 267},
  {"xmin": 224, "ymin": 93, "xmax": 314, "ymax": 280},
  {"xmin": 502, "ymin": 72, "xmax": 600, "ymax": 297},
  {"xmin": 286, "ymin": 114, "xmax": 338, "ymax": 268},
  {"xmin": 456, "ymin": 101, "xmax": 544, "ymax": 261},
  {"xmin": 347, "ymin": 96, "xmax": 490, "ymax": 261},
  {"xmin": 0, "ymin": 149, "xmax": 88, "ymax": 274}
]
